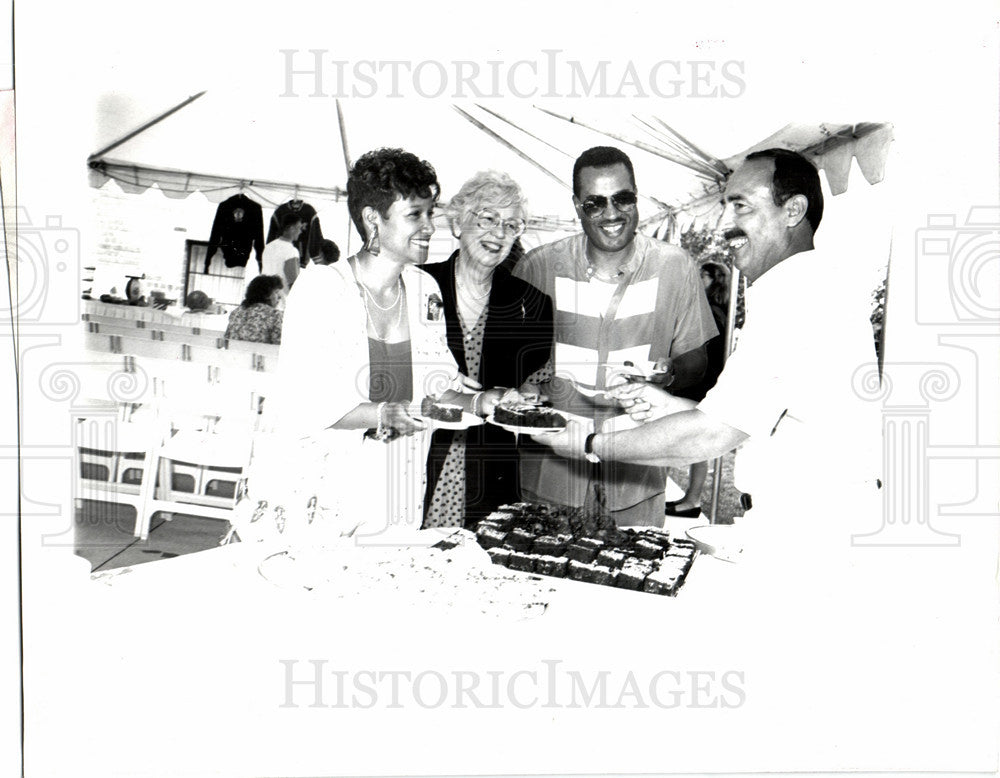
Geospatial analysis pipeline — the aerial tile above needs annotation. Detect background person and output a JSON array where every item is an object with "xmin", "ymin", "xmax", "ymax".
[
  {"xmin": 420, "ymin": 171, "xmax": 554, "ymax": 528},
  {"xmin": 225, "ymin": 274, "xmax": 284, "ymax": 344},
  {"xmin": 261, "ymin": 212, "xmax": 305, "ymax": 291}
]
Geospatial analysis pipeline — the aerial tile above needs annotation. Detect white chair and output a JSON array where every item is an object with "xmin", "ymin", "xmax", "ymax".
[
  {"xmin": 74, "ymin": 403, "xmax": 158, "ymax": 520},
  {"xmin": 133, "ymin": 377, "xmax": 268, "ymax": 540}
]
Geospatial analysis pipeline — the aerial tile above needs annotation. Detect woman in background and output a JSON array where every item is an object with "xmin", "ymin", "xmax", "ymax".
[
  {"xmin": 421, "ymin": 171, "xmax": 553, "ymax": 527},
  {"xmin": 225, "ymin": 274, "xmax": 284, "ymax": 344}
]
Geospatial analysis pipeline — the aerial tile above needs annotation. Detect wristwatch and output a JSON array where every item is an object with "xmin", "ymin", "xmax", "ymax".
[{"xmin": 584, "ymin": 432, "xmax": 601, "ymax": 464}]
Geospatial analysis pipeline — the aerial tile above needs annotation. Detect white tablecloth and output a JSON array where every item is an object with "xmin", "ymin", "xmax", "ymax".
[{"xmin": 21, "ymin": 516, "xmax": 1000, "ymax": 778}]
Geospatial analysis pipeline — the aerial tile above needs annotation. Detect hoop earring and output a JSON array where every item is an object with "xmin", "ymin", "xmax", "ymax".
[{"xmin": 365, "ymin": 223, "xmax": 380, "ymax": 256}]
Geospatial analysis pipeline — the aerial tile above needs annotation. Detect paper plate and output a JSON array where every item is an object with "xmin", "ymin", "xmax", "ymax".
[{"xmin": 685, "ymin": 524, "xmax": 744, "ymax": 564}]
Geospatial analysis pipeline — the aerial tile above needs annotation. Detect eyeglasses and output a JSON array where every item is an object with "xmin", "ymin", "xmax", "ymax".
[
  {"xmin": 472, "ymin": 208, "xmax": 526, "ymax": 238},
  {"xmin": 579, "ymin": 190, "xmax": 638, "ymax": 219}
]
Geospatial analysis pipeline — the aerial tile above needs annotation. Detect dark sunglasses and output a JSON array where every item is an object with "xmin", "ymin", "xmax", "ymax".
[{"xmin": 580, "ymin": 190, "xmax": 638, "ymax": 219}]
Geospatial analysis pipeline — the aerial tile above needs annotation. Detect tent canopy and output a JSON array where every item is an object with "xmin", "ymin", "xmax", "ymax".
[{"xmin": 88, "ymin": 89, "xmax": 892, "ymax": 232}]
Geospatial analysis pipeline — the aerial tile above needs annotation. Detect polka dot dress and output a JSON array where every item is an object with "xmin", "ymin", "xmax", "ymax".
[{"xmin": 423, "ymin": 309, "xmax": 487, "ymax": 528}]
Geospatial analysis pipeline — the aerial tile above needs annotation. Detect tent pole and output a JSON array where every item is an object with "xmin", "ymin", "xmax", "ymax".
[
  {"xmin": 453, "ymin": 106, "xmax": 569, "ymax": 191},
  {"xmin": 335, "ymin": 99, "xmax": 353, "ymax": 256},
  {"xmin": 87, "ymin": 91, "xmax": 206, "ymax": 163},
  {"xmin": 535, "ymin": 106, "xmax": 720, "ymax": 179},
  {"xmin": 708, "ymin": 265, "xmax": 741, "ymax": 525}
]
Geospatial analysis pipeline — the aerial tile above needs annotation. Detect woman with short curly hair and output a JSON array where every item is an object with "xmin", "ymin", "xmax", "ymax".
[{"xmin": 270, "ymin": 148, "xmax": 481, "ymax": 531}]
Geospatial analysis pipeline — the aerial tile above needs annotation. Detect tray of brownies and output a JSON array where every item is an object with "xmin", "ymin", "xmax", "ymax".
[{"xmin": 474, "ymin": 501, "xmax": 698, "ymax": 597}]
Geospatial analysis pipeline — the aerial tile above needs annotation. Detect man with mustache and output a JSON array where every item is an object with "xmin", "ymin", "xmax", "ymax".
[
  {"xmin": 534, "ymin": 149, "xmax": 881, "ymax": 566},
  {"xmin": 513, "ymin": 146, "xmax": 717, "ymax": 526}
]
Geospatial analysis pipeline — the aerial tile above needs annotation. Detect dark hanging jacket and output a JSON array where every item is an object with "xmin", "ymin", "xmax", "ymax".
[
  {"xmin": 204, "ymin": 194, "xmax": 265, "ymax": 271},
  {"xmin": 267, "ymin": 200, "xmax": 324, "ymax": 264},
  {"xmin": 420, "ymin": 252, "xmax": 554, "ymax": 525}
]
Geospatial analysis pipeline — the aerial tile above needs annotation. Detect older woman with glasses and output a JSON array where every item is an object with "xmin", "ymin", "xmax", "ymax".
[{"xmin": 420, "ymin": 171, "xmax": 554, "ymax": 528}]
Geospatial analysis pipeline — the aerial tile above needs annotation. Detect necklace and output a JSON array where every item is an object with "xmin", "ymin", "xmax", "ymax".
[
  {"xmin": 350, "ymin": 257, "xmax": 404, "ymax": 341},
  {"xmin": 455, "ymin": 267, "xmax": 492, "ymax": 300},
  {"xmin": 360, "ymin": 277, "xmax": 402, "ymax": 311},
  {"xmin": 362, "ymin": 290, "xmax": 403, "ymax": 341}
]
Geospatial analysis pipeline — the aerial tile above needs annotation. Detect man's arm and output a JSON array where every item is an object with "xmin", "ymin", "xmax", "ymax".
[
  {"xmin": 534, "ymin": 405, "xmax": 748, "ymax": 468},
  {"xmin": 593, "ymin": 409, "xmax": 747, "ymax": 467}
]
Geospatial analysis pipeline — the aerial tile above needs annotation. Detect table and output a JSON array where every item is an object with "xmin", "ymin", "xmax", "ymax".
[{"xmin": 21, "ymin": 515, "xmax": 1000, "ymax": 778}]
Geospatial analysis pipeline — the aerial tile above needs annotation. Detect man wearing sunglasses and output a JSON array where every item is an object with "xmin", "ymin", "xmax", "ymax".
[
  {"xmin": 513, "ymin": 145, "xmax": 718, "ymax": 527},
  {"xmin": 533, "ymin": 149, "xmax": 881, "ymax": 572}
]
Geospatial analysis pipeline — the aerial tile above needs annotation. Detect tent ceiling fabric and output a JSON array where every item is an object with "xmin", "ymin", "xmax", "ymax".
[{"xmin": 88, "ymin": 90, "xmax": 893, "ymax": 228}]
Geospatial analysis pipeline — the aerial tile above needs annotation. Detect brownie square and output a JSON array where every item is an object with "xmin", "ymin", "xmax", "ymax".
[
  {"xmin": 591, "ymin": 565, "xmax": 617, "ymax": 586},
  {"xmin": 640, "ymin": 530, "xmax": 672, "ymax": 548},
  {"xmin": 566, "ymin": 543, "xmax": 599, "ymax": 564},
  {"xmin": 476, "ymin": 526, "xmax": 509, "ymax": 550},
  {"xmin": 643, "ymin": 567, "xmax": 682, "ymax": 596},
  {"xmin": 482, "ymin": 510, "xmax": 518, "ymax": 531},
  {"xmin": 616, "ymin": 566, "xmax": 647, "ymax": 590},
  {"xmin": 534, "ymin": 555, "xmax": 568, "ymax": 578},
  {"xmin": 596, "ymin": 549, "xmax": 627, "ymax": 569},
  {"xmin": 508, "ymin": 551, "xmax": 537, "ymax": 572},
  {"xmin": 567, "ymin": 560, "xmax": 598, "ymax": 582},
  {"xmin": 505, "ymin": 528, "xmax": 536, "ymax": 552},
  {"xmin": 487, "ymin": 547, "xmax": 512, "ymax": 566},
  {"xmin": 533, "ymin": 534, "xmax": 569, "ymax": 556},
  {"xmin": 632, "ymin": 539, "xmax": 664, "ymax": 560}
]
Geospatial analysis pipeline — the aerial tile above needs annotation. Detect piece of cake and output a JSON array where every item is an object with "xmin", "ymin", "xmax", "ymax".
[
  {"xmin": 420, "ymin": 396, "xmax": 462, "ymax": 422},
  {"xmin": 533, "ymin": 534, "xmax": 569, "ymax": 556},
  {"xmin": 492, "ymin": 402, "xmax": 567, "ymax": 429},
  {"xmin": 482, "ymin": 510, "xmax": 518, "ymax": 531},
  {"xmin": 596, "ymin": 549, "xmax": 627, "ymax": 569},
  {"xmin": 476, "ymin": 526, "xmax": 509, "ymax": 549},
  {"xmin": 617, "ymin": 559, "xmax": 656, "ymax": 591},
  {"xmin": 487, "ymin": 547, "xmax": 512, "ymax": 566},
  {"xmin": 565, "ymin": 542, "xmax": 600, "ymax": 564},
  {"xmin": 567, "ymin": 560, "xmax": 600, "ymax": 583},
  {"xmin": 643, "ymin": 567, "xmax": 683, "ymax": 596},
  {"xmin": 508, "ymin": 551, "xmax": 536, "ymax": 572},
  {"xmin": 534, "ymin": 555, "xmax": 569, "ymax": 578},
  {"xmin": 632, "ymin": 538, "xmax": 664, "ymax": 560},
  {"xmin": 505, "ymin": 528, "xmax": 536, "ymax": 552}
]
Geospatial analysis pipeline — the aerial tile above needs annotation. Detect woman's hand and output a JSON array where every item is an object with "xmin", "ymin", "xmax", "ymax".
[
  {"xmin": 382, "ymin": 402, "xmax": 427, "ymax": 438},
  {"xmin": 476, "ymin": 388, "xmax": 508, "ymax": 417}
]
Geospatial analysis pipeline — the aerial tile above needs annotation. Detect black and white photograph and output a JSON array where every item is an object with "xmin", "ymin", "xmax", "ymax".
[{"xmin": 3, "ymin": 2, "xmax": 999, "ymax": 776}]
